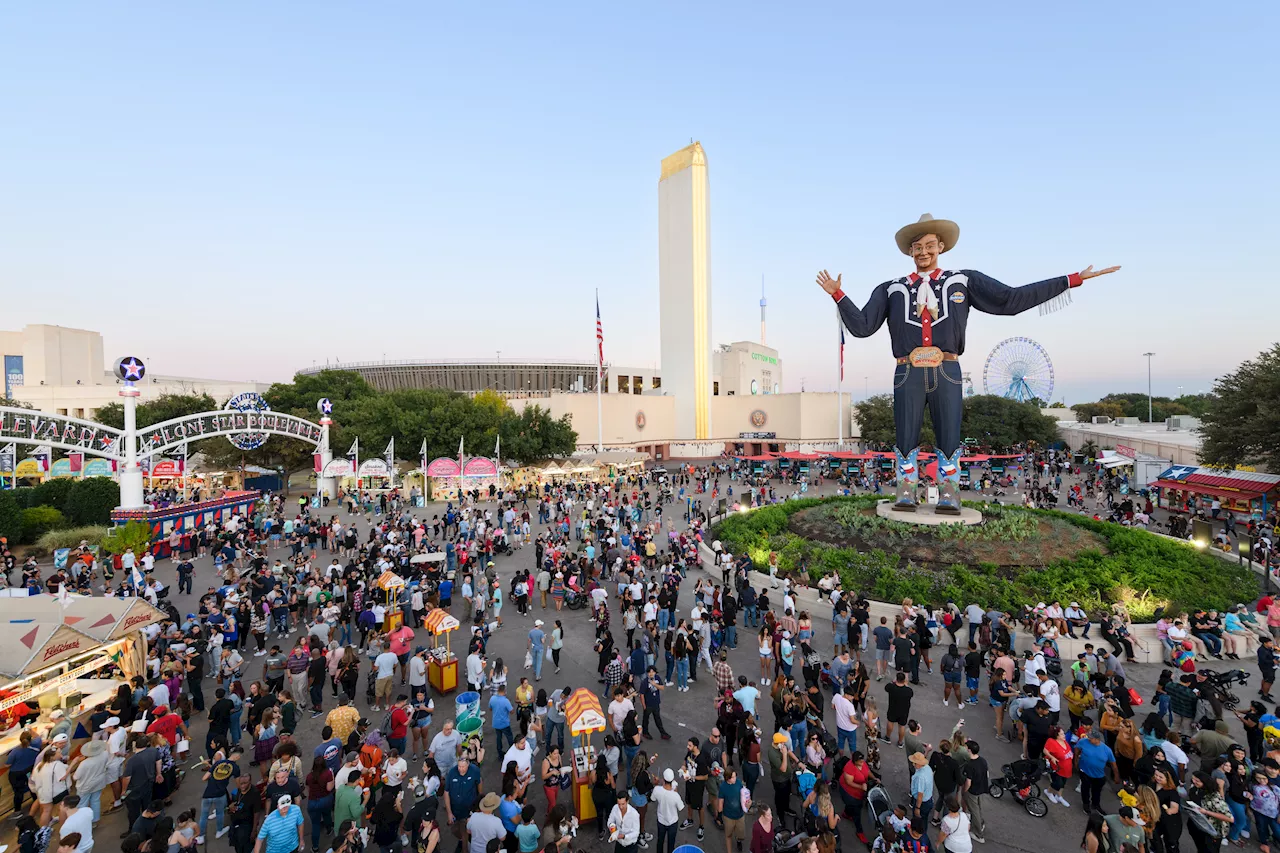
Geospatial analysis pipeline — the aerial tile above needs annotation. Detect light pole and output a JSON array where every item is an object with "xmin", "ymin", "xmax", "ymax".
[{"xmin": 1143, "ymin": 352, "xmax": 1155, "ymax": 422}]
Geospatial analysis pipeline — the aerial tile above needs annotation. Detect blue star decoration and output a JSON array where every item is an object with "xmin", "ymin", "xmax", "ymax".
[
  {"xmin": 319, "ymin": 398, "xmax": 334, "ymax": 415},
  {"xmin": 118, "ymin": 357, "xmax": 146, "ymax": 382}
]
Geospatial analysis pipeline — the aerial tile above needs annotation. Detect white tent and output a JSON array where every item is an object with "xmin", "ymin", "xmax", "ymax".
[{"xmin": 0, "ymin": 596, "xmax": 166, "ymax": 642}]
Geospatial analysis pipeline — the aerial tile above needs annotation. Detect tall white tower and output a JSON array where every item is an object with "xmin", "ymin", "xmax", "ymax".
[{"xmin": 658, "ymin": 142, "xmax": 712, "ymax": 441}]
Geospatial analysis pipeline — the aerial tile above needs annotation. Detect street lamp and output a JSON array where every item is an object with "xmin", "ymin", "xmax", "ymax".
[{"xmin": 1142, "ymin": 352, "xmax": 1155, "ymax": 422}]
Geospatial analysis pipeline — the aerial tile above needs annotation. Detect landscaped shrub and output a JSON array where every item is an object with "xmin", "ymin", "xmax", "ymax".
[
  {"xmin": 64, "ymin": 478, "xmax": 121, "ymax": 526},
  {"xmin": 713, "ymin": 495, "xmax": 1257, "ymax": 621},
  {"xmin": 31, "ymin": 479, "xmax": 76, "ymax": 514},
  {"xmin": 0, "ymin": 492, "xmax": 21, "ymax": 545},
  {"xmin": 20, "ymin": 506, "xmax": 66, "ymax": 543},
  {"xmin": 35, "ymin": 525, "xmax": 109, "ymax": 552}
]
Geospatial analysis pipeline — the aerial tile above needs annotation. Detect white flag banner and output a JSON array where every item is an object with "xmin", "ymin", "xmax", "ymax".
[
  {"xmin": 418, "ymin": 438, "xmax": 427, "ymax": 461},
  {"xmin": 384, "ymin": 436, "xmax": 395, "ymax": 463},
  {"xmin": 346, "ymin": 437, "xmax": 359, "ymax": 458}
]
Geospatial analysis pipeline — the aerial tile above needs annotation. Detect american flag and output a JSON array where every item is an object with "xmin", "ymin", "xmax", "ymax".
[
  {"xmin": 838, "ymin": 314, "xmax": 846, "ymax": 381},
  {"xmin": 596, "ymin": 292, "xmax": 605, "ymax": 368}
]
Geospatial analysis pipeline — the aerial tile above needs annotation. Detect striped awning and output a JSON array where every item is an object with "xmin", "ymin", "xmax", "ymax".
[
  {"xmin": 566, "ymin": 688, "xmax": 607, "ymax": 736},
  {"xmin": 422, "ymin": 609, "xmax": 460, "ymax": 635}
]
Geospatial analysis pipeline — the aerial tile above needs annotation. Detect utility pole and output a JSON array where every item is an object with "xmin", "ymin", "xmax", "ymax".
[{"xmin": 1142, "ymin": 352, "xmax": 1155, "ymax": 422}]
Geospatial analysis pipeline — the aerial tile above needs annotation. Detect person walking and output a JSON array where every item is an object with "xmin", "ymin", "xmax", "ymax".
[
  {"xmin": 960, "ymin": 741, "xmax": 988, "ymax": 844},
  {"xmin": 651, "ymin": 769, "xmax": 685, "ymax": 853}
]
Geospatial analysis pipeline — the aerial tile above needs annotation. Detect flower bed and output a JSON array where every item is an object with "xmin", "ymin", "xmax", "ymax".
[{"xmin": 712, "ymin": 495, "xmax": 1258, "ymax": 621}]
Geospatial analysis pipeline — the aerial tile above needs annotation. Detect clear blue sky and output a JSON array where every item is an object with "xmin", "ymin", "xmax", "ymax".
[{"xmin": 1, "ymin": 3, "xmax": 1275, "ymax": 404}]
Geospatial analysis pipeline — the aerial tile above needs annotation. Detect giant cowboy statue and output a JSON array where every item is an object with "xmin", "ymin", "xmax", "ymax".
[{"xmin": 818, "ymin": 214, "xmax": 1119, "ymax": 514}]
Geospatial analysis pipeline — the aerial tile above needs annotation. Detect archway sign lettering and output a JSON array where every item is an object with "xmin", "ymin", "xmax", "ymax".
[
  {"xmin": 0, "ymin": 407, "xmax": 123, "ymax": 458},
  {"xmin": 137, "ymin": 411, "xmax": 323, "ymax": 457}
]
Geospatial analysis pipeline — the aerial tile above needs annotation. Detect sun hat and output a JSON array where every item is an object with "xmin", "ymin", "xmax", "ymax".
[
  {"xmin": 480, "ymin": 792, "xmax": 501, "ymax": 812},
  {"xmin": 908, "ymin": 752, "xmax": 928, "ymax": 767}
]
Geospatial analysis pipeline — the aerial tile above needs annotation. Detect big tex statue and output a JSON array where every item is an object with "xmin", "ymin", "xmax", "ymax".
[{"xmin": 818, "ymin": 214, "xmax": 1118, "ymax": 514}]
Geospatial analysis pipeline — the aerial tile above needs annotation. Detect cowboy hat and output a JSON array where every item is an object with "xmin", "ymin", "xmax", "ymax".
[
  {"xmin": 894, "ymin": 213, "xmax": 960, "ymax": 256},
  {"xmin": 908, "ymin": 752, "xmax": 929, "ymax": 766}
]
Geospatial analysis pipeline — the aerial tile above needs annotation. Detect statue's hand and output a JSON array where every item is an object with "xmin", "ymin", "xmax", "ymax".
[
  {"xmin": 1079, "ymin": 265, "xmax": 1121, "ymax": 281},
  {"xmin": 816, "ymin": 270, "xmax": 842, "ymax": 295}
]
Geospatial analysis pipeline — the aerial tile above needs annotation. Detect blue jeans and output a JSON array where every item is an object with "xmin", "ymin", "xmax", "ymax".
[
  {"xmin": 544, "ymin": 720, "xmax": 564, "ymax": 753},
  {"xmin": 837, "ymin": 727, "xmax": 858, "ymax": 754},
  {"xmin": 1228, "ymin": 797, "xmax": 1248, "ymax": 841},
  {"xmin": 790, "ymin": 720, "xmax": 807, "ymax": 754},
  {"xmin": 388, "ymin": 736, "xmax": 406, "ymax": 755},
  {"xmin": 1256, "ymin": 812, "xmax": 1280, "ymax": 846},
  {"xmin": 745, "ymin": 606, "xmax": 759, "ymax": 628},
  {"xmin": 229, "ymin": 708, "xmax": 242, "ymax": 744},
  {"xmin": 725, "ymin": 626, "xmax": 737, "ymax": 648},
  {"xmin": 891, "ymin": 360, "xmax": 963, "ymax": 457},
  {"xmin": 676, "ymin": 658, "xmax": 689, "ymax": 689},
  {"xmin": 307, "ymin": 794, "xmax": 334, "ymax": 848},
  {"xmin": 532, "ymin": 648, "xmax": 544, "ymax": 679},
  {"xmin": 1197, "ymin": 633, "xmax": 1223, "ymax": 655},
  {"xmin": 495, "ymin": 726, "xmax": 514, "ymax": 756},
  {"xmin": 199, "ymin": 795, "xmax": 227, "ymax": 837},
  {"xmin": 82, "ymin": 789, "xmax": 102, "ymax": 822},
  {"xmin": 657, "ymin": 610, "xmax": 670, "ymax": 632},
  {"xmin": 665, "ymin": 652, "xmax": 675, "ymax": 684},
  {"xmin": 624, "ymin": 744, "xmax": 640, "ymax": 779},
  {"xmin": 339, "ymin": 622, "xmax": 352, "ymax": 646}
]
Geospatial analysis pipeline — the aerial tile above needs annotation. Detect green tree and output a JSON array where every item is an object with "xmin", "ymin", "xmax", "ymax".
[
  {"xmin": 0, "ymin": 491, "xmax": 21, "ymax": 544},
  {"xmin": 961, "ymin": 395, "xmax": 1060, "ymax": 449},
  {"xmin": 31, "ymin": 478, "xmax": 76, "ymax": 514},
  {"xmin": 1173, "ymin": 393, "xmax": 1215, "ymax": 417},
  {"xmin": 65, "ymin": 477, "xmax": 122, "ymax": 525},
  {"xmin": 1199, "ymin": 343, "xmax": 1280, "ymax": 471},
  {"xmin": 1074, "ymin": 401, "xmax": 1128, "ymax": 423},
  {"xmin": 853, "ymin": 394, "xmax": 935, "ymax": 449}
]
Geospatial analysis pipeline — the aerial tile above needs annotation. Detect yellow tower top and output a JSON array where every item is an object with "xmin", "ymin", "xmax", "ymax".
[{"xmin": 659, "ymin": 141, "xmax": 706, "ymax": 181}]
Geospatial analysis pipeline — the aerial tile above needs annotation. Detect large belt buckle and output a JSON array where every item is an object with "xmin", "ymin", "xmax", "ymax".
[{"xmin": 908, "ymin": 346, "xmax": 944, "ymax": 368}]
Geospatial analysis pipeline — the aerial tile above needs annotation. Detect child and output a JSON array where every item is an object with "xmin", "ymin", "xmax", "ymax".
[{"xmin": 515, "ymin": 805, "xmax": 541, "ymax": 853}]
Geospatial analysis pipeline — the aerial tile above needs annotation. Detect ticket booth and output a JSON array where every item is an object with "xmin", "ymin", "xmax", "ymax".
[
  {"xmin": 423, "ymin": 608, "xmax": 460, "ymax": 695},
  {"xmin": 566, "ymin": 688, "xmax": 607, "ymax": 821}
]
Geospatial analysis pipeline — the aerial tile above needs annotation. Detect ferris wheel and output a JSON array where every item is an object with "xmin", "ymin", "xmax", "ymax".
[{"xmin": 983, "ymin": 337, "xmax": 1055, "ymax": 403}]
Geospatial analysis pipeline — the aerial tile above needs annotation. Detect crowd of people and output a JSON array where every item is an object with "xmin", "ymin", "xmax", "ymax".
[{"xmin": 5, "ymin": 452, "xmax": 1280, "ymax": 853}]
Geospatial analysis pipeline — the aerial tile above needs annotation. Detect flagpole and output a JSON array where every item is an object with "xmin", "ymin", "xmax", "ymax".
[
  {"xmin": 596, "ymin": 288, "xmax": 604, "ymax": 453},
  {"xmin": 836, "ymin": 311, "xmax": 844, "ymax": 447}
]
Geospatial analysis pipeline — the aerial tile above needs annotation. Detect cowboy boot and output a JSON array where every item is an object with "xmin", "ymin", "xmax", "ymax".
[
  {"xmin": 936, "ymin": 448, "xmax": 963, "ymax": 514},
  {"xmin": 893, "ymin": 446, "xmax": 919, "ymax": 511}
]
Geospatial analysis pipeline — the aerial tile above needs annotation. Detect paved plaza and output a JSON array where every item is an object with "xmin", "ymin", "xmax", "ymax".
[{"xmin": 4, "ymin": 471, "xmax": 1267, "ymax": 853}]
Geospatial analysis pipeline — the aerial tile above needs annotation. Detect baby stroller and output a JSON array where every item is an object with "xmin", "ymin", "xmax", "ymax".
[
  {"xmin": 866, "ymin": 784, "xmax": 895, "ymax": 828},
  {"xmin": 988, "ymin": 759, "xmax": 1049, "ymax": 818}
]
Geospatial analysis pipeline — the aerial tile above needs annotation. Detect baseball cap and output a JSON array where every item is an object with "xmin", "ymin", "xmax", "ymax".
[
  {"xmin": 104, "ymin": 716, "xmax": 121, "ymax": 728},
  {"xmin": 52, "ymin": 733, "xmax": 69, "ymax": 743},
  {"xmin": 1119, "ymin": 806, "xmax": 1145, "ymax": 825}
]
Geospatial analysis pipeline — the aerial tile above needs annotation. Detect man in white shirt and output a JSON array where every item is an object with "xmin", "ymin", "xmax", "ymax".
[
  {"xmin": 607, "ymin": 790, "xmax": 642, "ymax": 850},
  {"xmin": 501, "ymin": 733, "xmax": 534, "ymax": 787},
  {"xmin": 1064, "ymin": 602, "xmax": 1091, "ymax": 639},
  {"xmin": 466, "ymin": 650, "xmax": 486, "ymax": 692},
  {"xmin": 1022, "ymin": 650, "xmax": 1045, "ymax": 688},
  {"xmin": 1036, "ymin": 670, "xmax": 1061, "ymax": 722},
  {"xmin": 831, "ymin": 686, "xmax": 861, "ymax": 753},
  {"xmin": 409, "ymin": 648, "xmax": 429, "ymax": 691},
  {"xmin": 651, "ymin": 769, "xmax": 685, "ymax": 853},
  {"xmin": 608, "ymin": 690, "xmax": 634, "ymax": 733},
  {"xmin": 58, "ymin": 795, "xmax": 94, "ymax": 853},
  {"xmin": 104, "ymin": 717, "xmax": 128, "ymax": 810},
  {"xmin": 373, "ymin": 646, "xmax": 399, "ymax": 711}
]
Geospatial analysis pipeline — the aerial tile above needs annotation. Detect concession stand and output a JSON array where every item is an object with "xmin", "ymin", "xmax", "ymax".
[
  {"xmin": 1149, "ymin": 466, "xmax": 1280, "ymax": 521},
  {"xmin": 422, "ymin": 608, "xmax": 460, "ymax": 695},
  {"xmin": 375, "ymin": 571, "xmax": 407, "ymax": 633},
  {"xmin": 0, "ymin": 595, "xmax": 165, "ymax": 816},
  {"xmin": 566, "ymin": 688, "xmax": 607, "ymax": 821}
]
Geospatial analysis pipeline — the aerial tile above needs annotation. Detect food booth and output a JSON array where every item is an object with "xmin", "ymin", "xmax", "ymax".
[
  {"xmin": 374, "ymin": 571, "xmax": 407, "ymax": 633},
  {"xmin": 566, "ymin": 688, "xmax": 607, "ymax": 821},
  {"xmin": 1149, "ymin": 466, "xmax": 1280, "ymax": 521},
  {"xmin": 0, "ymin": 595, "xmax": 165, "ymax": 816},
  {"xmin": 422, "ymin": 608, "xmax": 460, "ymax": 694}
]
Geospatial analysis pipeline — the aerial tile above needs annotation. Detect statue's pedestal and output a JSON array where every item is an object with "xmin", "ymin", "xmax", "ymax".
[{"xmin": 876, "ymin": 499, "xmax": 983, "ymax": 526}]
